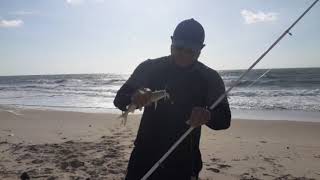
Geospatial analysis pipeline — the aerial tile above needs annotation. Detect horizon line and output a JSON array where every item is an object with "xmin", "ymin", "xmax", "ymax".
[{"xmin": 0, "ymin": 66, "xmax": 319, "ymax": 77}]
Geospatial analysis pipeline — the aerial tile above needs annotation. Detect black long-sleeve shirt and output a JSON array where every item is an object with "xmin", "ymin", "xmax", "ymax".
[{"xmin": 114, "ymin": 55, "xmax": 231, "ymax": 179}]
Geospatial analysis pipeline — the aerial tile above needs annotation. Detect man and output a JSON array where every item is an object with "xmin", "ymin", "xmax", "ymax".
[{"xmin": 114, "ymin": 18, "xmax": 231, "ymax": 180}]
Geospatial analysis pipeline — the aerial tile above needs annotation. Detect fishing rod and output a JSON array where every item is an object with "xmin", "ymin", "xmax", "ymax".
[
  {"xmin": 247, "ymin": 69, "xmax": 271, "ymax": 87},
  {"xmin": 141, "ymin": 0, "xmax": 319, "ymax": 179}
]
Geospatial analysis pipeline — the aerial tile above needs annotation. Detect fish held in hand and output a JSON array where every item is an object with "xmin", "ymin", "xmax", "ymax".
[{"xmin": 119, "ymin": 89, "xmax": 170, "ymax": 125}]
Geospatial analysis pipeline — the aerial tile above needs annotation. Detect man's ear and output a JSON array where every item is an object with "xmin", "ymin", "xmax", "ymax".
[{"xmin": 170, "ymin": 45, "xmax": 175, "ymax": 55}]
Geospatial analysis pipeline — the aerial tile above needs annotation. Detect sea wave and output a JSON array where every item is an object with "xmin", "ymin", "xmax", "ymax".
[
  {"xmin": 229, "ymin": 89, "xmax": 320, "ymax": 97},
  {"xmin": 1, "ymin": 69, "xmax": 320, "ymax": 112}
]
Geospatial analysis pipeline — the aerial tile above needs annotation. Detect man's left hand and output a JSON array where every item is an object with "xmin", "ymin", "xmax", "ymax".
[{"xmin": 186, "ymin": 107, "xmax": 211, "ymax": 128}]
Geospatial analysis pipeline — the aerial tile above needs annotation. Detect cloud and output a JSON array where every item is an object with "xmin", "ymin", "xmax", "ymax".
[
  {"xmin": 9, "ymin": 11, "xmax": 37, "ymax": 16},
  {"xmin": 66, "ymin": 0, "xmax": 85, "ymax": 5},
  {"xmin": 0, "ymin": 19, "xmax": 23, "ymax": 28},
  {"xmin": 241, "ymin": 10, "xmax": 277, "ymax": 24},
  {"xmin": 65, "ymin": 0, "xmax": 105, "ymax": 5}
]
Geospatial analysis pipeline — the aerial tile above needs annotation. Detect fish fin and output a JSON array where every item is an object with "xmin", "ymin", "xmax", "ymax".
[{"xmin": 154, "ymin": 101, "xmax": 157, "ymax": 110}]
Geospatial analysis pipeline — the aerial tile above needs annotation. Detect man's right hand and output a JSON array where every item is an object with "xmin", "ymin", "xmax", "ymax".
[{"xmin": 131, "ymin": 88, "xmax": 152, "ymax": 109}]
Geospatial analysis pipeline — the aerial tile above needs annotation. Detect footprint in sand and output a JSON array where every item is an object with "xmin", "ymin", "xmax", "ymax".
[
  {"xmin": 206, "ymin": 167, "xmax": 220, "ymax": 173},
  {"xmin": 258, "ymin": 167, "xmax": 266, "ymax": 170},
  {"xmin": 113, "ymin": 132, "xmax": 124, "ymax": 136},
  {"xmin": 31, "ymin": 159, "xmax": 44, "ymax": 164},
  {"xmin": 262, "ymin": 173, "xmax": 275, "ymax": 178},
  {"xmin": 241, "ymin": 171, "xmax": 268, "ymax": 180},
  {"xmin": 231, "ymin": 158, "xmax": 241, "ymax": 162},
  {"xmin": 217, "ymin": 164, "xmax": 232, "ymax": 169},
  {"xmin": 91, "ymin": 158, "xmax": 104, "ymax": 166},
  {"xmin": 210, "ymin": 157, "xmax": 221, "ymax": 163},
  {"xmin": 0, "ymin": 141, "xmax": 8, "ymax": 145},
  {"xmin": 242, "ymin": 156, "xmax": 250, "ymax": 161},
  {"xmin": 69, "ymin": 159, "xmax": 85, "ymax": 168},
  {"xmin": 206, "ymin": 157, "xmax": 232, "ymax": 174},
  {"xmin": 240, "ymin": 173, "xmax": 261, "ymax": 180}
]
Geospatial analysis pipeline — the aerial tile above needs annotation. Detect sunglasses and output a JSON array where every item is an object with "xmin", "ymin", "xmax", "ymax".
[{"xmin": 174, "ymin": 46, "xmax": 199, "ymax": 55}]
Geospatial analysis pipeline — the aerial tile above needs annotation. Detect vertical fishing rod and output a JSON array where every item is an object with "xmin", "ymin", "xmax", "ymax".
[{"xmin": 141, "ymin": 0, "xmax": 319, "ymax": 179}]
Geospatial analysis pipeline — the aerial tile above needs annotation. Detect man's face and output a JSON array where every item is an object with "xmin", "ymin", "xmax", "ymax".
[{"xmin": 171, "ymin": 45, "xmax": 201, "ymax": 67}]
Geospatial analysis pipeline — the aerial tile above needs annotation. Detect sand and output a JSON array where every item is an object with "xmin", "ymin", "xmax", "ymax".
[{"xmin": 0, "ymin": 108, "xmax": 319, "ymax": 180}]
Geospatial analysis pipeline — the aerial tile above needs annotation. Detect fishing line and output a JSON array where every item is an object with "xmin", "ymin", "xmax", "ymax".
[{"xmin": 247, "ymin": 69, "xmax": 271, "ymax": 88}]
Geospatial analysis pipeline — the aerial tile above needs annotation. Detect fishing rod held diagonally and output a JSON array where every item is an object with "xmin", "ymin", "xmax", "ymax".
[{"xmin": 140, "ymin": 0, "xmax": 319, "ymax": 179}]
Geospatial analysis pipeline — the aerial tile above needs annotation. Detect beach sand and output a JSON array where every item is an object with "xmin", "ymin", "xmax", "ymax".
[{"xmin": 0, "ymin": 108, "xmax": 319, "ymax": 180}]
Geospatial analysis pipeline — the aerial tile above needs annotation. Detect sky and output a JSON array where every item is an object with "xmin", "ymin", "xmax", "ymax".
[{"xmin": 0, "ymin": 0, "xmax": 319, "ymax": 76}]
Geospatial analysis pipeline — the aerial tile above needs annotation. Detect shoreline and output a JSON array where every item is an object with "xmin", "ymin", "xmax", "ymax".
[{"xmin": 1, "ymin": 104, "xmax": 319, "ymax": 122}]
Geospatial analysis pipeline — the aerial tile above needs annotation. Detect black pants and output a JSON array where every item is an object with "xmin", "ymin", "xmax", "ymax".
[{"xmin": 125, "ymin": 147, "xmax": 199, "ymax": 180}]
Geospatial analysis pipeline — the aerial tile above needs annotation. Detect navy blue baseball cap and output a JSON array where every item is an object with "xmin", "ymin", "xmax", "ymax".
[{"xmin": 171, "ymin": 18, "xmax": 205, "ymax": 52}]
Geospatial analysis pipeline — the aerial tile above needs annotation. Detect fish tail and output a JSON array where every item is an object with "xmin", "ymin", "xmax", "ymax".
[{"xmin": 118, "ymin": 112, "xmax": 129, "ymax": 126}]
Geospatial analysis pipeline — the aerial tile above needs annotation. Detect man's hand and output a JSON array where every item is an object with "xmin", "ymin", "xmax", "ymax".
[
  {"xmin": 186, "ymin": 107, "xmax": 211, "ymax": 128},
  {"xmin": 131, "ymin": 88, "xmax": 152, "ymax": 109}
]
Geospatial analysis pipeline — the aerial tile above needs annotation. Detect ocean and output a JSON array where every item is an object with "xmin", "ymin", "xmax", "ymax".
[{"xmin": 0, "ymin": 68, "xmax": 319, "ymax": 119}]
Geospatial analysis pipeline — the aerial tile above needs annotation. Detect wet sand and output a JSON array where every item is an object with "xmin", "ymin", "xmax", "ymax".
[{"xmin": 0, "ymin": 108, "xmax": 319, "ymax": 180}]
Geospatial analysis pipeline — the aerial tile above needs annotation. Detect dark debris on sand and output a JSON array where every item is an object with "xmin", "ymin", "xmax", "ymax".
[{"xmin": 20, "ymin": 172, "xmax": 30, "ymax": 180}]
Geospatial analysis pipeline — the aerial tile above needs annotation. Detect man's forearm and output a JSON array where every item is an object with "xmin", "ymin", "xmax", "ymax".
[{"xmin": 113, "ymin": 84, "xmax": 136, "ymax": 111}]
